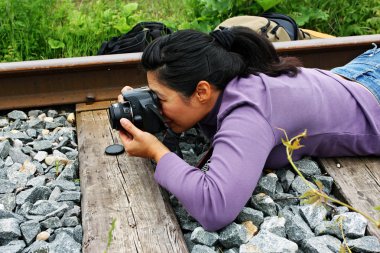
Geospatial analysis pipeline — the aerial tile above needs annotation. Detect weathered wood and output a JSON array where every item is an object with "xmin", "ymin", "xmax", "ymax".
[
  {"xmin": 318, "ymin": 157, "xmax": 380, "ymax": 239},
  {"xmin": 77, "ymin": 108, "xmax": 188, "ymax": 253}
]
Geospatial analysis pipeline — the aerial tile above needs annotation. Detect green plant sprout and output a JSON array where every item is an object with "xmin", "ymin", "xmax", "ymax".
[
  {"xmin": 336, "ymin": 216, "xmax": 353, "ymax": 253},
  {"xmin": 278, "ymin": 128, "xmax": 380, "ymax": 229},
  {"xmin": 104, "ymin": 218, "xmax": 116, "ymax": 253},
  {"xmin": 55, "ymin": 160, "xmax": 61, "ymax": 176}
]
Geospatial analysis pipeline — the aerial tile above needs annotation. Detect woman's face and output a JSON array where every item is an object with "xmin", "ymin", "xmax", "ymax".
[{"xmin": 147, "ymin": 71, "xmax": 216, "ymax": 133}]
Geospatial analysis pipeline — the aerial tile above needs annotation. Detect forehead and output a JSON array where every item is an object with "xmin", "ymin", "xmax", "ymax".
[{"xmin": 147, "ymin": 71, "xmax": 172, "ymax": 95}]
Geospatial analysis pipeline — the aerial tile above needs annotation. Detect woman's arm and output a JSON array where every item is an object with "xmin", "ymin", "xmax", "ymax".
[{"xmin": 154, "ymin": 105, "xmax": 275, "ymax": 231}]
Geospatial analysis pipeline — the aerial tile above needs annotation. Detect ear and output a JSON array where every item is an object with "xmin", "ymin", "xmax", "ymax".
[{"xmin": 194, "ymin": 80, "xmax": 212, "ymax": 103}]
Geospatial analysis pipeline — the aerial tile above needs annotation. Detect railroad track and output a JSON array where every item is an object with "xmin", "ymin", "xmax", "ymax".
[
  {"xmin": 1, "ymin": 35, "xmax": 380, "ymax": 252},
  {"xmin": 1, "ymin": 34, "xmax": 380, "ymax": 110}
]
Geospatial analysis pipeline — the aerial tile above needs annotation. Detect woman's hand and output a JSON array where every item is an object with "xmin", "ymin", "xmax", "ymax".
[
  {"xmin": 118, "ymin": 86, "xmax": 134, "ymax": 102},
  {"xmin": 119, "ymin": 118, "xmax": 170, "ymax": 162}
]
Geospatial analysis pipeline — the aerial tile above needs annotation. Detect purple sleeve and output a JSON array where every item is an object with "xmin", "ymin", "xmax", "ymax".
[{"xmin": 154, "ymin": 106, "xmax": 275, "ymax": 231}]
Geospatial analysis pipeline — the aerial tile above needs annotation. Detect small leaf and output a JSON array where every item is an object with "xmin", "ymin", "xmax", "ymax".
[
  {"xmin": 48, "ymin": 39, "xmax": 65, "ymax": 49},
  {"xmin": 256, "ymin": 0, "xmax": 283, "ymax": 11},
  {"xmin": 315, "ymin": 180, "xmax": 324, "ymax": 191},
  {"xmin": 374, "ymin": 206, "xmax": 380, "ymax": 211}
]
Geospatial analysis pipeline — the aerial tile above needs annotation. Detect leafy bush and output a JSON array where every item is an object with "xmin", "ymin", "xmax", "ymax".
[
  {"xmin": 274, "ymin": 0, "xmax": 380, "ymax": 36},
  {"xmin": 0, "ymin": 0, "xmax": 379, "ymax": 62}
]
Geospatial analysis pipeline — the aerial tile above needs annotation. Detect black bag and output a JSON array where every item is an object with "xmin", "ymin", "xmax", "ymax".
[
  {"xmin": 97, "ymin": 21, "xmax": 172, "ymax": 55},
  {"xmin": 260, "ymin": 13, "xmax": 300, "ymax": 40}
]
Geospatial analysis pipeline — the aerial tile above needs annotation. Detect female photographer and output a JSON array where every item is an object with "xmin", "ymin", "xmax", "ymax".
[{"xmin": 118, "ymin": 27, "xmax": 380, "ymax": 231}]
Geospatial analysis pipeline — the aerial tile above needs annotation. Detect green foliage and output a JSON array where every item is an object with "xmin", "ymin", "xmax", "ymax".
[
  {"xmin": 274, "ymin": 0, "xmax": 380, "ymax": 36},
  {"xmin": 182, "ymin": 0, "xmax": 274, "ymax": 32},
  {"xmin": 0, "ymin": 0, "xmax": 379, "ymax": 62}
]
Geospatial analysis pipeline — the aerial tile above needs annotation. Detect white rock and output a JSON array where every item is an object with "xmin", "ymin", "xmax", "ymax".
[
  {"xmin": 36, "ymin": 231, "xmax": 50, "ymax": 241},
  {"xmin": 34, "ymin": 151, "xmax": 48, "ymax": 162},
  {"xmin": 20, "ymin": 160, "xmax": 37, "ymax": 175},
  {"xmin": 43, "ymin": 117, "xmax": 54, "ymax": 123},
  {"xmin": 67, "ymin": 113, "xmax": 75, "ymax": 124}
]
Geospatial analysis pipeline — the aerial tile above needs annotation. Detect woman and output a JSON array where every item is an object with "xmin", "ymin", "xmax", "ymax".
[{"xmin": 118, "ymin": 27, "xmax": 380, "ymax": 231}]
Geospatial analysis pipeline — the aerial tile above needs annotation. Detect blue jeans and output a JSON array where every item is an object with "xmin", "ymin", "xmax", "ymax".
[{"xmin": 331, "ymin": 43, "xmax": 380, "ymax": 103}]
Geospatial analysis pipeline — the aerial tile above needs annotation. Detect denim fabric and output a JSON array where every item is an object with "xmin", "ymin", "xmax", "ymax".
[{"xmin": 331, "ymin": 43, "xmax": 380, "ymax": 103}]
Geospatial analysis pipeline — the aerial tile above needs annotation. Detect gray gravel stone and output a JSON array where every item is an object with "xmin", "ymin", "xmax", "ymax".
[
  {"xmin": 29, "ymin": 200, "xmax": 62, "ymax": 216},
  {"xmin": 218, "ymin": 222, "xmax": 248, "ymax": 249},
  {"xmin": 0, "ymin": 218, "xmax": 21, "ymax": 239},
  {"xmin": 299, "ymin": 204, "xmax": 327, "ymax": 230},
  {"xmin": 314, "ymin": 220, "xmax": 341, "ymax": 238},
  {"xmin": 73, "ymin": 225, "xmax": 83, "ymax": 244},
  {"xmin": 0, "ymin": 179, "xmax": 16, "ymax": 194},
  {"xmin": 0, "ymin": 209, "xmax": 25, "ymax": 223},
  {"xmin": 8, "ymin": 110, "xmax": 28, "ymax": 120},
  {"xmin": 191, "ymin": 244, "xmax": 216, "ymax": 253},
  {"xmin": 332, "ymin": 212, "xmax": 368, "ymax": 238},
  {"xmin": 27, "ymin": 118, "xmax": 45, "ymax": 129},
  {"xmin": 22, "ymin": 240, "xmax": 49, "ymax": 253},
  {"xmin": 0, "ymin": 140, "xmax": 11, "ymax": 159},
  {"xmin": 236, "ymin": 207, "xmax": 264, "ymax": 227},
  {"xmin": 16, "ymin": 186, "xmax": 52, "ymax": 205},
  {"xmin": 294, "ymin": 159, "xmax": 321, "ymax": 177},
  {"xmin": 280, "ymin": 208, "xmax": 314, "ymax": 243},
  {"xmin": 20, "ymin": 220, "xmax": 41, "ymax": 246},
  {"xmin": 41, "ymin": 216, "xmax": 62, "ymax": 229},
  {"xmin": 255, "ymin": 173, "xmax": 278, "ymax": 197},
  {"xmin": 46, "ymin": 180, "xmax": 77, "ymax": 191},
  {"xmin": 260, "ymin": 216, "xmax": 286, "ymax": 237},
  {"xmin": 62, "ymin": 216, "xmax": 79, "ymax": 227},
  {"xmin": 56, "ymin": 159, "xmax": 79, "ymax": 181},
  {"xmin": 301, "ymin": 235, "xmax": 341, "ymax": 253},
  {"xmin": 0, "ymin": 240, "xmax": 25, "ymax": 253},
  {"xmin": 8, "ymin": 148, "xmax": 30, "ymax": 164},
  {"xmin": 190, "ymin": 227, "xmax": 218, "ymax": 246},
  {"xmin": 48, "ymin": 186, "xmax": 61, "ymax": 201},
  {"xmin": 347, "ymin": 236, "xmax": 380, "ymax": 253},
  {"xmin": 49, "ymin": 231, "xmax": 81, "ymax": 253},
  {"xmin": 0, "ymin": 193, "xmax": 16, "ymax": 212},
  {"xmin": 276, "ymin": 169, "xmax": 295, "ymax": 192},
  {"xmin": 273, "ymin": 193, "xmax": 300, "ymax": 208},
  {"xmin": 56, "ymin": 191, "xmax": 80, "ymax": 203},
  {"xmin": 0, "ymin": 118, "xmax": 9, "ymax": 127},
  {"xmin": 250, "ymin": 193, "xmax": 277, "ymax": 216},
  {"xmin": 33, "ymin": 151, "xmax": 48, "ymax": 162},
  {"xmin": 291, "ymin": 176, "xmax": 318, "ymax": 196},
  {"xmin": 26, "ymin": 176, "xmax": 46, "ymax": 188},
  {"xmin": 33, "ymin": 140, "xmax": 53, "ymax": 151},
  {"xmin": 244, "ymin": 230, "xmax": 298, "ymax": 253}
]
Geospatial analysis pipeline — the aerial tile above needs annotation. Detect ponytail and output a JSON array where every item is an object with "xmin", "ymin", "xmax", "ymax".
[{"xmin": 142, "ymin": 27, "xmax": 302, "ymax": 97}]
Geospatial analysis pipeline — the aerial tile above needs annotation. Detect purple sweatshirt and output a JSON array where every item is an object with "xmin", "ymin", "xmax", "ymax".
[{"xmin": 154, "ymin": 68, "xmax": 380, "ymax": 231}]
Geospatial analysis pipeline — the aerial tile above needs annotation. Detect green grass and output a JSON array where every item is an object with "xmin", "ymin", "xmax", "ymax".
[{"xmin": 0, "ymin": 0, "xmax": 379, "ymax": 62}]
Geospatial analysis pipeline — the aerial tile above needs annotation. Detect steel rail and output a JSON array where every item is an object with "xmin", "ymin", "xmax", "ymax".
[{"xmin": 1, "ymin": 34, "xmax": 379, "ymax": 110}]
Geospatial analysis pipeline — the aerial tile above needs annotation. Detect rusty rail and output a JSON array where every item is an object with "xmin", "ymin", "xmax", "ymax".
[{"xmin": 1, "ymin": 34, "xmax": 380, "ymax": 110}]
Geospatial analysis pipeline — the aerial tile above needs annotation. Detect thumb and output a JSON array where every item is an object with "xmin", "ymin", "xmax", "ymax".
[{"xmin": 120, "ymin": 118, "xmax": 141, "ymax": 136}]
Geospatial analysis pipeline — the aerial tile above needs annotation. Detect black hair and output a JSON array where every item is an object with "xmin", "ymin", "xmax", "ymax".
[{"xmin": 142, "ymin": 26, "xmax": 302, "ymax": 97}]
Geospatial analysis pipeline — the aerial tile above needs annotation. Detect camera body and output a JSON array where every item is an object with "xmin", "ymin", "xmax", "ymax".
[{"xmin": 108, "ymin": 87, "xmax": 165, "ymax": 133}]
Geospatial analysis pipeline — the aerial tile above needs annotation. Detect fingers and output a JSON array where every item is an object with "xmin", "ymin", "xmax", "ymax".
[
  {"xmin": 120, "ymin": 118, "xmax": 141, "ymax": 137},
  {"xmin": 121, "ymin": 86, "xmax": 133, "ymax": 93},
  {"xmin": 118, "ymin": 94, "xmax": 124, "ymax": 102}
]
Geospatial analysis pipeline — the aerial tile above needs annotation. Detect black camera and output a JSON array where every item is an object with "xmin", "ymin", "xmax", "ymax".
[{"xmin": 108, "ymin": 87, "xmax": 166, "ymax": 133}]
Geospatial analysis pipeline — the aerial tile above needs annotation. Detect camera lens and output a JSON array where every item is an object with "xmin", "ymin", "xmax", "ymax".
[{"xmin": 108, "ymin": 102, "xmax": 133, "ymax": 130}]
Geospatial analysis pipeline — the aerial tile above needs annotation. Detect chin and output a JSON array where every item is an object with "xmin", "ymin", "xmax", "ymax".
[{"xmin": 169, "ymin": 124, "xmax": 188, "ymax": 134}]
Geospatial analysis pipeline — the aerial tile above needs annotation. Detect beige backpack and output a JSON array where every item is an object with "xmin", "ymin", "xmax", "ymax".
[{"xmin": 215, "ymin": 14, "xmax": 334, "ymax": 42}]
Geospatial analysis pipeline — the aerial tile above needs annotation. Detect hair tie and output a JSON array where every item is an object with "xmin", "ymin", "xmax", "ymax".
[{"xmin": 210, "ymin": 27, "xmax": 235, "ymax": 51}]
